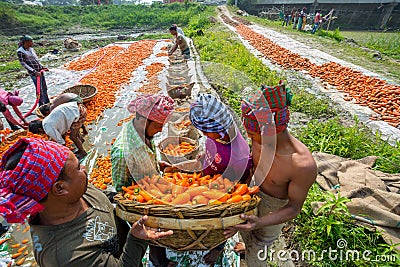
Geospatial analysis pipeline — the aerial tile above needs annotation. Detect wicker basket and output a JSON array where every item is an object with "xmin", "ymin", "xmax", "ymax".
[
  {"xmin": 167, "ymin": 82, "xmax": 194, "ymax": 99},
  {"xmin": 158, "ymin": 136, "xmax": 199, "ymax": 164},
  {"xmin": 169, "ymin": 58, "xmax": 187, "ymax": 66},
  {"xmin": 115, "ymin": 194, "xmax": 260, "ymax": 251},
  {"xmin": 62, "ymin": 85, "xmax": 98, "ymax": 103}
]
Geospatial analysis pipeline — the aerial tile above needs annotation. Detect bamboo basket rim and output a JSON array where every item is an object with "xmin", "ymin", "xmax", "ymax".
[
  {"xmin": 62, "ymin": 84, "xmax": 98, "ymax": 103},
  {"xmin": 116, "ymin": 205, "xmax": 257, "ymax": 230}
]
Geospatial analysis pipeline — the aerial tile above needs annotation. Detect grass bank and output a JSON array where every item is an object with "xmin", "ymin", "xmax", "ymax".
[{"xmin": 0, "ymin": 2, "xmax": 211, "ymax": 35}]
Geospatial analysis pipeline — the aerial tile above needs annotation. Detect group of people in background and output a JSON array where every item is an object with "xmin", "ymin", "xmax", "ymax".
[{"xmin": 282, "ymin": 7, "xmax": 323, "ymax": 34}]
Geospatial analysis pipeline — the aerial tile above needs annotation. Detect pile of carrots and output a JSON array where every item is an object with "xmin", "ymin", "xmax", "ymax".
[
  {"xmin": 121, "ymin": 172, "xmax": 259, "ymax": 205},
  {"xmin": 65, "ymin": 46, "xmax": 123, "ymax": 71},
  {"xmin": 156, "ymin": 52, "xmax": 168, "ymax": 57},
  {"xmin": 220, "ymin": 14, "xmax": 239, "ymax": 27},
  {"xmin": 137, "ymin": 62, "xmax": 166, "ymax": 94},
  {"xmin": 88, "ymin": 155, "xmax": 113, "ymax": 190},
  {"xmin": 174, "ymin": 120, "xmax": 191, "ymax": 130},
  {"xmin": 162, "ymin": 142, "xmax": 195, "ymax": 156},
  {"xmin": 232, "ymin": 23, "xmax": 400, "ymax": 128},
  {"xmin": 66, "ymin": 40, "xmax": 157, "ymax": 124}
]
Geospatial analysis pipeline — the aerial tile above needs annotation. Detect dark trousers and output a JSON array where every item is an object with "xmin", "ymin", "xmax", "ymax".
[
  {"xmin": 149, "ymin": 245, "xmax": 170, "ymax": 267},
  {"xmin": 31, "ymin": 74, "xmax": 50, "ymax": 106}
]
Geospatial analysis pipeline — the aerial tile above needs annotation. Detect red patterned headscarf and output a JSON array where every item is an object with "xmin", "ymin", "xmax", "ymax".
[
  {"xmin": 127, "ymin": 94, "xmax": 174, "ymax": 124},
  {"xmin": 0, "ymin": 138, "xmax": 70, "ymax": 223},
  {"xmin": 242, "ymin": 81, "xmax": 292, "ymax": 135}
]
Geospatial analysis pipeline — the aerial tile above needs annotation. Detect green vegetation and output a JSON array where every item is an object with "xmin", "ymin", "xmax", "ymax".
[
  {"xmin": 297, "ymin": 118, "xmax": 400, "ymax": 174},
  {"xmin": 317, "ymin": 28, "xmax": 344, "ymax": 42},
  {"xmin": 295, "ymin": 186, "xmax": 400, "ymax": 266},
  {"xmin": 0, "ymin": 2, "xmax": 212, "ymax": 35},
  {"xmin": 342, "ymin": 31, "xmax": 400, "ymax": 60},
  {"xmin": 290, "ymin": 88, "xmax": 337, "ymax": 119}
]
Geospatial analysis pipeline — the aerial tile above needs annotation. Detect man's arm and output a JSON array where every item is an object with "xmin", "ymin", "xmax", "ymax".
[
  {"xmin": 229, "ymin": 159, "xmax": 317, "ymax": 233},
  {"xmin": 12, "ymin": 106, "xmax": 28, "ymax": 126},
  {"xmin": 2, "ymin": 108, "xmax": 24, "ymax": 128},
  {"xmin": 168, "ymin": 37, "xmax": 181, "ymax": 55}
]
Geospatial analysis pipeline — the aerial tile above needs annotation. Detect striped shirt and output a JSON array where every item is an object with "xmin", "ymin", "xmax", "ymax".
[
  {"xmin": 17, "ymin": 46, "xmax": 44, "ymax": 75},
  {"xmin": 111, "ymin": 120, "xmax": 159, "ymax": 192}
]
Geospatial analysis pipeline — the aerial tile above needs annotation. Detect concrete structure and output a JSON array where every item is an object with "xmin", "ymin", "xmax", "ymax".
[{"xmin": 242, "ymin": 0, "xmax": 400, "ymax": 30}]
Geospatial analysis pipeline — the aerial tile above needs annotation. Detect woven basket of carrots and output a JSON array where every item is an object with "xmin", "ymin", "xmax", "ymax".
[
  {"xmin": 114, "ymin": 172, "xmax": 261, "ymax": 251},
  {"xmin": 166, "ymin": 82, "xmax": 194, "ymax": 99},
  {"xmin": 158, "ymin": 136, "xmax": 199, "ymax": 164}
]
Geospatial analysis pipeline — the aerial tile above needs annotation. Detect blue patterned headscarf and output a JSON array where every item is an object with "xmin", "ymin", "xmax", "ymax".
[{"xmin": 189, "ymin": 94, "xmax": 234, "ymax": 135}]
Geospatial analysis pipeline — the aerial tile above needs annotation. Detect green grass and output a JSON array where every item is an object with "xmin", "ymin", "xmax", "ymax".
[
  {"xmin": 296, "ymin": 117, "xmax": 400, "ymax": 174},
  {"xmin": 295, "ymin": 185, "xmax": 400, "ymax": 267},
  {"xmin": 0, "ymin": 2, "xmax": 212, "ymax": 35},
  {"xmin": 341, "ymin": 31, "xmax": 400, "ymax": 60},
  {"xmin": 0, "ymin": 60, "xmax": 20, "ymax": 72}
]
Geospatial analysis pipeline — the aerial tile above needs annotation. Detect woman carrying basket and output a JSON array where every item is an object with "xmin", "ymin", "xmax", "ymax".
[{"xmin": 175, "ymin": 93, "xmax": 253, "ymax": 265}]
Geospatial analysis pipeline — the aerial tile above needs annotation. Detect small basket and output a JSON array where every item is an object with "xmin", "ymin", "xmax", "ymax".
[
  {"xmin": 158, "ymin": 136, "xmax": 199, "ymax": 164},
  {"xmin": 167, "ymin": 83, "xmax": 194, "ymax": 99},
  {"xmin": 62, "ymin": 84, "xmax": 98, "ymax": 103},
  {"xmin": 115, "ymin": 194, "xmax": 260, "ymax": 251}
]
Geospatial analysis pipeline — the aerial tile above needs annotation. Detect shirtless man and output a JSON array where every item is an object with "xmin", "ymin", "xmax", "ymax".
[
  {"xmin": 168, "ymin": 25, "xmax": 190, "ymax": 59},
  {"xmin": 224, "ymin": 82, "xmax": 317, "ymax": 266}
]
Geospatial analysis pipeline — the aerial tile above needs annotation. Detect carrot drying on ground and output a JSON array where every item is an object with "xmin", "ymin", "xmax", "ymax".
[
  {"xmin": 66, "ymin": 40, "xmax": 157, "ymax": 125},
  {"xmin": 146, "ymin": 62, "xmax": 165, "ymax": 78},
  {"xmin": 65, "ymin": 46, "xmax": 124, "ymax": 71},
  {"xmin": 156, "ymin": 52, "xmax": 168, "ymax": 57},
  {"xmin": 232, "ymin": 23, "xmax": 400, "ymax": 127}
]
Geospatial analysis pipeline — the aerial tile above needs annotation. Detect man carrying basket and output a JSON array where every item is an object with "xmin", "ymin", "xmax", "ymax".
[
  {"xmin": 111, "ymin": 94, "xmax": 178, "ymax": 267},
  {"xmin": 224, "ymin": 82, "xmax": 317, "ymax": 266},
  {"xmin": 0, "ymin": 138, "xmax": 172, "ymax": 266}
]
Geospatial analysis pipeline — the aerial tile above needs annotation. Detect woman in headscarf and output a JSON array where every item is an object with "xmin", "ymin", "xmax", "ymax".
[{"xmin": 0, "ymin": 88, "xmax": 28, "ymax": 130}]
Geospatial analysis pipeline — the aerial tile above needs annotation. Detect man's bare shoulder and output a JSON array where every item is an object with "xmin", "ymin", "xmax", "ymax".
[{"xmin": 290, "ymin": 136, "xmax": 317, "ymax": 179}]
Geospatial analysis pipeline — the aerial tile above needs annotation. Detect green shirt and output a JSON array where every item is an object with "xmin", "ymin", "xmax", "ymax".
[
  {"xmin": 30, "ymin": 185, "xmax": 148, "ymax": 267},
  {"xmin": 111, "ymin": 120, "xmax": 159, "ymax": 192}
]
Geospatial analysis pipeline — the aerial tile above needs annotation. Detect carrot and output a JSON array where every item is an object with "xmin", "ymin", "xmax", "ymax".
[
  {"xmin": 192, "ymin": 195, "xmax": 209, "ymax": 205},
  {"xmin": 0, "ymin": 238, "xmax": 9, "ymax": 245},
  {"xmin": 17, "ymin": 246, "xmax": 27, "ymax": 253},
  {"xmin": 227, "ymin": 195, "xmax": 243, "ymax": 203},
  {"xmin": 203, "ymin": 190, "xmax": 226, "ymax": 200},
  {"xmin": 248, "ymin": 186, "xmax": 260, "ymax": 195},
  {"xmin": 232, "ymin": 184, "xmax": 248, "ymax": 196},
  {"xmin": 171, "ymin": 192, "xmax": 191, "ymax": 205},
  {"xmin": 16, "ymin": 257, "xmax": 25, "ymax": 266},
  {"xmin": 161, "ymin": 194, "xmax": 173, "ymax": 203},
  {"xmin": 242, "ymin": 194, "xmax": 252, "ymax": 201},
  {"xmin": 185, "ymin": 186, "xmax": 208, "ymax": 198},
  {"xmin": 11, "ymin": 252, "xmax": 22, "ymax": 259},
  {"xmin": 139, "ymin": 190, "xmax": 153, "ymax": 202},
  {"xmin": 11, "ymin": 244, "xmax": 21, "ymax": 249}
]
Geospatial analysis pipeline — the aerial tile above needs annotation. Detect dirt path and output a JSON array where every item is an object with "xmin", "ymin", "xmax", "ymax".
[{"xmin": 217, "ymin": 6, "xmax": 400, "ymax": 146}]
